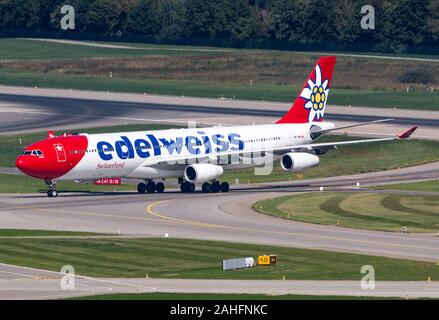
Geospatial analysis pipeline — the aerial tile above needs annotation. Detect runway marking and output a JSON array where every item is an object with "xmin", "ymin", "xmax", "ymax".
[
  {"xmin": 0, "ymin": 202, "xmax": 185, "ymax": 228},
  {"xmin": 0, "ymin": 262, "xmax": 157, "ymax": 295},
  {"xmin": 146, "ymin": 200, "xmax": 226, "ymax": 229},
  {"xmin": 29, "ymin": 206, "xmax": 181, "ymax": 227},
  {"xmin": 146, "ymin": 200, "xmax": 439, "ymax": 256}
]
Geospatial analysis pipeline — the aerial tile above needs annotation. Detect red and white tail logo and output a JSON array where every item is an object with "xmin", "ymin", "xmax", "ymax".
[{"xmin": 276, "ymin": 56, "xmax": 336, "ymax": 124}]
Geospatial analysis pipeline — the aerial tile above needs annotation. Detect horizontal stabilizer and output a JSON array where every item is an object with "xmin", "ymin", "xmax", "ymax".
[{"xmin": 398, "ymin": 126, "xmax": 417, "ymax": 139}]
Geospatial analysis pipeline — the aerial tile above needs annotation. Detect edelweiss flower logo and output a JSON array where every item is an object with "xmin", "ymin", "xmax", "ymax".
[{"xmin": 300, "ymin": 65, "xmax": 329, "ymax": 122}]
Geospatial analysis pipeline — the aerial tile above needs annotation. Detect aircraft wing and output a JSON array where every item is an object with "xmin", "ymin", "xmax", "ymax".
[
  {"xmin": 292, "ymin": 126, "xmax": 417, "ymax": 154},
  {"xmin": 311, "ymin": 118, "xmax": 394, "ymax": 135},
  {"xmin": 140, "ymin": 126, "xmax": 417, "ymax": 166}
]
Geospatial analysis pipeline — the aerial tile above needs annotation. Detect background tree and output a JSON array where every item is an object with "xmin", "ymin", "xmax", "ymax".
[
  {"xmin": 333, "ymin": 0, "xmax": 360, "ymax": 44},
  {"xmin": 0, "ymin": 0, "xmax": 438, "ymax": 53},
  {"xmin": 183, "ymin": 0, "xmax": 252, "ymax": 39},
  {"xmin": 0, "ymin": 0, "xmax": 45, "ymax": 30},
  {"xmin": 301, "ymin": 0, "xmax": 338, "ymax": 43},
  {"xmin": 378, "ymin": 0, "xmax": 429, "ymax": 52},
  {"xmin": 85, "ymin": 0, "xmax": 123, "ymax": 35},
  {"xmin": 126, "ymin": 0, "xmax": 162, "ymax": 36},
  {"xmin": 427, "ymin": 0, "xmax": 439, "ymax": 41},
  {"xmin": 268, "ymin": 0, "xmax": 309, "ymax": 42}
]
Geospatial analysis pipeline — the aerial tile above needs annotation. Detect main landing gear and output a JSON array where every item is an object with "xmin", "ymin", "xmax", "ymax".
[
  {"xmin": 180, "ymin": 181, "xmax": 196, "ymax": 193},
  {"xmin": 45, "ymin": 179, "xmax": 58, "ymax": 198},
  {"xmin": 201, "ymin": 181, "xmax": 229, "ymax": 193},
  {"xmin": 179, "ymin": 180, "xmax": 229, "ymax": 193},
  {"xmin": 137, "ymin": 180, "xmax": 165, "ymax": 194}
]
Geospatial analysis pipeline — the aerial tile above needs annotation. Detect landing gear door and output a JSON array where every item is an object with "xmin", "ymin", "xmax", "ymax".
[{"xmin": 53, "ymin": 144, "xmax": 66, "ymax": 162}]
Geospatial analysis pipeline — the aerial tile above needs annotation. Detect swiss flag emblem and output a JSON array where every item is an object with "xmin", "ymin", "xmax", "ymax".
[{"xmin": 53, "ymin": 144, "xmax": 66, "ymax": 162}]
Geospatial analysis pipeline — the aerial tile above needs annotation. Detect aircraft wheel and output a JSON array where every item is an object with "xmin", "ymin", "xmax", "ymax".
[
  {"xmin": 155, "ymin": 182, "xmax": 165, "ymax": 193},
  {"xmin": 146, "ymin": 181, "xmax": 156, "ymax": 194},
  {"xmin": 211, "ymin": 181, "xmax": 221, "ymax": 193},
  {"xmin": 180, "ymin": 182, "xmax": 189, "ymax": 193},
  {"xmin": 181, "ymin": 182, "xmax": 195, "ymax": 193},
  {"xmin": 47, "ymin": 190, "xmax": 58, "ymax": 197},
  {"xmin": 220, "ymin": 182, "xmax": 230, "ymax": 193},
  {"xmin": 137, "ymin": 183, "xmax": 146, "ymax": 194},
  {"xmin": 201, "ymin": 182, "xmax": 211, "ymax": 193}
]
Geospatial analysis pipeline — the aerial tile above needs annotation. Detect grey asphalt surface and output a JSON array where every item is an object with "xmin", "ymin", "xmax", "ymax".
[
  {"xmin": 0, "ymin": 86, "xmax": 434, "ymax": 139},
  {"xmin": 2, "ymin": 263, "xmax": 439, "ymax": 300},
  {"xmin": 1, "ymin": 161, "xmax": 439, "ymax": 262},
  {"xmin": 1, "ymin": 92, "xmax": 431, "ymax": 130}
]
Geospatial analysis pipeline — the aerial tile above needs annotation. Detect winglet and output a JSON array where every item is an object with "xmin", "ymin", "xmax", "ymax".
[
  {"xmin": 47, "ymin": 130, "xmax": 55, "ymax": 139},
  {"xmin": 398, "ymin": 126, "xmax": 417, "ymax": 139}
]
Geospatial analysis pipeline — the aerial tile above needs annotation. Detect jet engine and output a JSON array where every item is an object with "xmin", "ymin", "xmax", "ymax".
[
  {"xmin": 280, "ymin": 152, "xmax": 320, "ymax": 172},
  {"xmin": 184, "ymin": 163, "xmax": 224, "ymax": 183}
]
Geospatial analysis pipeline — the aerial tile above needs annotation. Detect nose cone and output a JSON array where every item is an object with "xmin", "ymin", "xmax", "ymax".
[
  {"xmin": 16, "ymin": 155, "xmax": 31, "ymax": 175},
  {"xmin": 16, "ymin": 155, "xmax": 45, "ymax": 179}
]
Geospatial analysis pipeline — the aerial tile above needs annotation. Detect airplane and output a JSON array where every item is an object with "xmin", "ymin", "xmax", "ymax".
[{"xmin": 15, "ymin": 56, "xmax": 417, "ymax": 197}]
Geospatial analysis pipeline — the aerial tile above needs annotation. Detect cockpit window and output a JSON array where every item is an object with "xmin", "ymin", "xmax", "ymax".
[{"xmin": 22, "ymin": 150, "xmax": 44, "ymax": 156}]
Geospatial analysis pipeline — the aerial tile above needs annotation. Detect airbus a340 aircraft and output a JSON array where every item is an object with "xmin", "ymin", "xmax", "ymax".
[{"xmin": 16, "ymin": 56, "xmax": 417, "ymax": 197}]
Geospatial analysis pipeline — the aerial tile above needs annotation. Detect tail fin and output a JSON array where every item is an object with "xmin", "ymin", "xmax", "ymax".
[{"xmin": 276, "ymin": 56, "xmax": 336, "ymax": 124}]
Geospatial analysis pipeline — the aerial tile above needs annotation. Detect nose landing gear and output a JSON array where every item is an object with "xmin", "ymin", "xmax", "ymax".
[{"xmin": 45, "ymin": 180, "xmax": 58, "ymax": 198}]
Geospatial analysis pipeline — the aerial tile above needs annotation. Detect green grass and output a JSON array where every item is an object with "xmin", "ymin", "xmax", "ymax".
[
  {"xmin": 2, "ymin": 38, "xmax": 439, "ymax": 109},
  {"xmin": 0, "ymin": 229, "xmax": 101, "ymax": 237},
  {"xmin": 255, "ymin": 192, "xmax": 439, "ymax": 233},
  {"xmin": 0, "ymin": 67, "xmax": 301, "ymax": 100},
  {"xmin": 329, "ymin": 89, "xmax": 439, "ymax": 109},
  {"xmin": 0, "ymin": 39, "xmax": 209, "ymax": 59},
  {"xmin": 70, "ymin": 292, "xmax": 394, "ymax": 300},
  {"xmin": 2, "ymin": 67, "xmax": 439, "ymax": 109},
  {"xmin": 0, "ymin": 237, "xmax": 439, "ymax": 280},
  {"xmin": 370, "ymin": 180, "xmax": 439, "ymax": 193}
]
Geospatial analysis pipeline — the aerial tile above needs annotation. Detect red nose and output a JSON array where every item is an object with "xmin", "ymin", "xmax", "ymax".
[
  {"xmin": 16, "ymin": 156, "xmax": 31, "ymax": 175},
  {"xmin": 16, "ymin": 155, "xmax": 45, "ymax": 179},
  {"xmin": 16, "ymin": 156, "xmax": 26, "ymax": 172}
]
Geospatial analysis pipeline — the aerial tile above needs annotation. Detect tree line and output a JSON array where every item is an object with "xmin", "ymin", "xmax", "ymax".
[{"xmin": 0, "ymin": 0, "xmax": 438, "ymax": 53}]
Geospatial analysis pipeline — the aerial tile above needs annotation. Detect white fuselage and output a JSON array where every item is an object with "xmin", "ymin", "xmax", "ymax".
[{"xmin": 59, "ymin": 122, "xmax": 335, "ymax": 181}]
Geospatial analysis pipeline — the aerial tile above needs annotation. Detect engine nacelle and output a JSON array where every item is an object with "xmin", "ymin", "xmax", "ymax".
[
  {"xmin": 184, "ymin": 164, "xmax": 224, "ymax": 183},
  {"xmin": 280, "ymin": 152, "xmax": 320, "ymax": 172}
]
